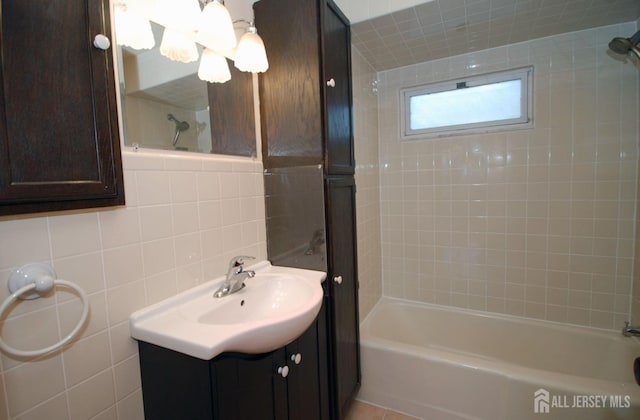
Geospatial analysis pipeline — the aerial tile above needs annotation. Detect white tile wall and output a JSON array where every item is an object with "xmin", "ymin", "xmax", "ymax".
[
  {"xmin": 634, "ymin": 17, "xmax": 640, "ymax": 326},
  {"xmin": 124, "ymin": 96, "xmax": 203, "ymax": 153},
  {"xmin": 352, "ymin": 46, "xmax": 383, "ymax": 321},
  {"xmin": 377, "ymin": 23, "xmax": 639, "ymax": 329},
  {"xmin": 0, "ymin": 150, "xmax": 267, "ymax": 419}
]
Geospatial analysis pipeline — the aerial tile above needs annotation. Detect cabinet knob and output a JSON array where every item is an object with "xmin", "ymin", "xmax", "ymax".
[
  {"xmin": 277, "ymin": 365, "xmax": 289, "ymax": 378},
  {"xmin": 290, "ymin": 353, "xmax": 302, "ymax": 365},
  {"xmin": 326, "ymin": 78, "xmax": 336, "ymax": 88},
  {"xmin": 333, "ymin": 275, "xmax": 343, "ymax": 285},
  {"xmin": 93, "ymin": 34, "xmax": 111, "ymax": 50}
]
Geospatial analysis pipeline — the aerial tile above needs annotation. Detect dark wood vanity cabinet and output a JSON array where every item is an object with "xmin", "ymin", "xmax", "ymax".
[
  {"xmin": 255, "ymin": 0, "xmax": 354, "ymax": 175},
  {"xmin": 139, "ymin": 310, "xmax": 328, "ymax": 420},
  {"xmin": 0, "ymin": 0, "xmax": 124, "ymax": 215}
]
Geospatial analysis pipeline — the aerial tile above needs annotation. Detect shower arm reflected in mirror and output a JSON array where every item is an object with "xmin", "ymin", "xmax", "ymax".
[{"xmin": 167, "ymin": 113, "xmax": 190, "ymax": 146}]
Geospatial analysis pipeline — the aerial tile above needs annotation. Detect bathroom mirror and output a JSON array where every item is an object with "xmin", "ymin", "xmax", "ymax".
[
  {"xmin": 115, "ymin": 1, "xmax": 258, "ymax": 157},
  {"xmin": 118, "ymin": 22, "xmax": 213, "ymax": 153}
]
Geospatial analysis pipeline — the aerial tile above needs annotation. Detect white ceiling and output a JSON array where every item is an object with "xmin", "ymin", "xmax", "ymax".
[{"xmin": 334, "ymin": 0, "xmax": 433, "ymax": 24}]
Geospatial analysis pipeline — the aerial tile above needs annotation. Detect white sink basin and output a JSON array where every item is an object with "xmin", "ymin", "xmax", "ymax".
[{"xmin": 129, "ymin": 261, "xmax": 325, "ymax": 360}]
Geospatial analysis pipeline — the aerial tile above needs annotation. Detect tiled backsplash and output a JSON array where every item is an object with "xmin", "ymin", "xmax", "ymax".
[
  {"xmin": 0, "ymin": 151, "xmax": 267, "ymax": 419},
  {"xmin": 377, "ymin": 23, "xmax": 639, "ymax": 329}
]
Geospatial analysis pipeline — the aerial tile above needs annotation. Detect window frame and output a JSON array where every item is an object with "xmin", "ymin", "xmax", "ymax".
[{"xmin": 400, "ymin": 66, "xmax": 534, "ymax": 140}]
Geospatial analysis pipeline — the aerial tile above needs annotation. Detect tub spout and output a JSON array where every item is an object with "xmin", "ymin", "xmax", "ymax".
[{"xmin": 622, "ymin": 321, "xmax": 640, "ymax": 337}]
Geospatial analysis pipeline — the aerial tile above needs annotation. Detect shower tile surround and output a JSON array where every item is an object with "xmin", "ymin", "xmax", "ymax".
[
  {"xmin": 376, "ymin": 22, "xmax": 639, "ymax": 329},
  {"xmin": 352, "ymin": 47, "xmax": 383, "ymax": 321},
  {"xmin": 0, "ymin": 151, "xmax": 267, "ymax": 419},
  {"xmin": 352, "ymin": 0, "xmax": 640, "ymax": 71},
  {"xmin": 633, "ymin": 17, "xmax": 640, "ymax": 327}
]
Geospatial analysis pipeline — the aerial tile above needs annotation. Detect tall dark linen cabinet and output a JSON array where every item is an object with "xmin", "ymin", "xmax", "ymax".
[{"xmin": 255, "ymin": 0, "xmax": 361, "ymax": 419}]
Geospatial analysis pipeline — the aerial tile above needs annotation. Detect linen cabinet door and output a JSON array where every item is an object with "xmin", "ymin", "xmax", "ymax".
[
  {"xmin": 325, "ymin": 176, "xmax": 360, "ymax": 419},
  {"xmin": 254, "ymin": 0, "xmax": 324, "ymax": 169},
  {"xmin": 323, "ymin": 1, "xmax": 355, "ymax": 176}
]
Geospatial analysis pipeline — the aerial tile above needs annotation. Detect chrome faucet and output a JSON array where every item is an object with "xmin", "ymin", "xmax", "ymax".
[
  {"xmin": 213, "ymin": 256, "xmax": 256, "ymax": 298},
  {"xmin": 622, "ymin": 321, "xmax": 640, "ymax": 337}
]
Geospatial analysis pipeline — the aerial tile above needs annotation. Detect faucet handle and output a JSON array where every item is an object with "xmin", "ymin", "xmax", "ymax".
[{"xmin": 229, "ymin": 255, "xmax": 255, "ymax": 269}]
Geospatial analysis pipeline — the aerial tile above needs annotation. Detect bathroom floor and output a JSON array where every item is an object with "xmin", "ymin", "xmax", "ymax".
[{"xmin": 345, "ymin": 400, "xmax": 421, "ymax": 420}]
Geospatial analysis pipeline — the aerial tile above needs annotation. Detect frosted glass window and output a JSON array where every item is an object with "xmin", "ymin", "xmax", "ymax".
[{"xmin": 401, "ymin": 67, "xmax": 533, "ymax": 139}]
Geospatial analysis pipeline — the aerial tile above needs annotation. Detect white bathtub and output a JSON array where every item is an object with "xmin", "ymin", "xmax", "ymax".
[{"xmin": 358, "ymin": 298, "xmax": 640, "ymax": 420}]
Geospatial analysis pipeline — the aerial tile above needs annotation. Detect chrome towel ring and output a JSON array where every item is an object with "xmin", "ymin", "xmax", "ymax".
[{"xmin": 0, "ymin": 263, "xmax": 89, "ymax": 358}]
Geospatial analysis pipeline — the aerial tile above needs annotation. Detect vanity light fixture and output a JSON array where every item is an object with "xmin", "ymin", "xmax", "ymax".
[
  {"xmin": 196, "ymin": 0, "xmax": 237, "ymax": 53},
  {"xmin": 155, "ymin": 0, "xmax": 201, "ymax": 63},
  {"xmin": 198, "ymin": 48, "xmax": 232, "ymax": 83},
  {"xmin": 159, "ymin": 27, "xmax": 199, "ymax": 63},
  {"xmin": 114, "ymin": 0, "xmax": 269, "ymax": 83},
  {"xmin": 233, "ymin": 20, "xmax": 269, "ymax": 73},
  {"xmin": 113, "ymin": 1, "xmax": 155, "ymax": 50}
]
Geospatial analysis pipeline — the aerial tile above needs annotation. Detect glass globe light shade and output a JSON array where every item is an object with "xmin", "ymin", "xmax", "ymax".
[
  {"xmin": 198, "ymin": 48, "xmax": 231, "ymax": 83},
  {"xmin": 114, "ymin": 3, "xmax": 155, "ymax": 50},
  {"xmin": 234, "ymin": 27, "xmax": 269, "ymax": 73},
  {"xmin": 160, "ymin": 27, "xmax": 199, "ymax": 63},
  {"xmin": 196, "ymin": 0, "xmax": 237, "ymax": 52}
]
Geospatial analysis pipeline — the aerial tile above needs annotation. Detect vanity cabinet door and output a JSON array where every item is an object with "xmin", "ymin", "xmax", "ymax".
[
  {"xmin": 285, "ymin": 314, "xmax": 324, "ymax": 420},
  {"xmin": 213, "ymin": 350, "xmax": 288, "ymax": 420},
  {"xmin": 139, "ymin": 342, "xmax": 216, "ymax": 420},
  {"xmin": 325, "ymin": 176, "xmax": 361, "ymax": 419},
  {"xmin": 211, "ymin": 315, "xmax": 328, "ymax": 420},
  {"xmin": 0, "ymin": 0, "xmax": 124, "ymax": 215},
  {"xmin": 139, "ymin": 316, "xmax": 326, "ymax": 420}
]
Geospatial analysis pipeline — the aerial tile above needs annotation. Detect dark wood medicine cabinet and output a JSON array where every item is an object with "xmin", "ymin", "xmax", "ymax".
[
  {"xmin": 0, "ymin": 0, "xmax": 262, "ymax": 216},
  {"xmin": 0, "ymin": 0, "xmax": 125, "ymax": 216}
]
